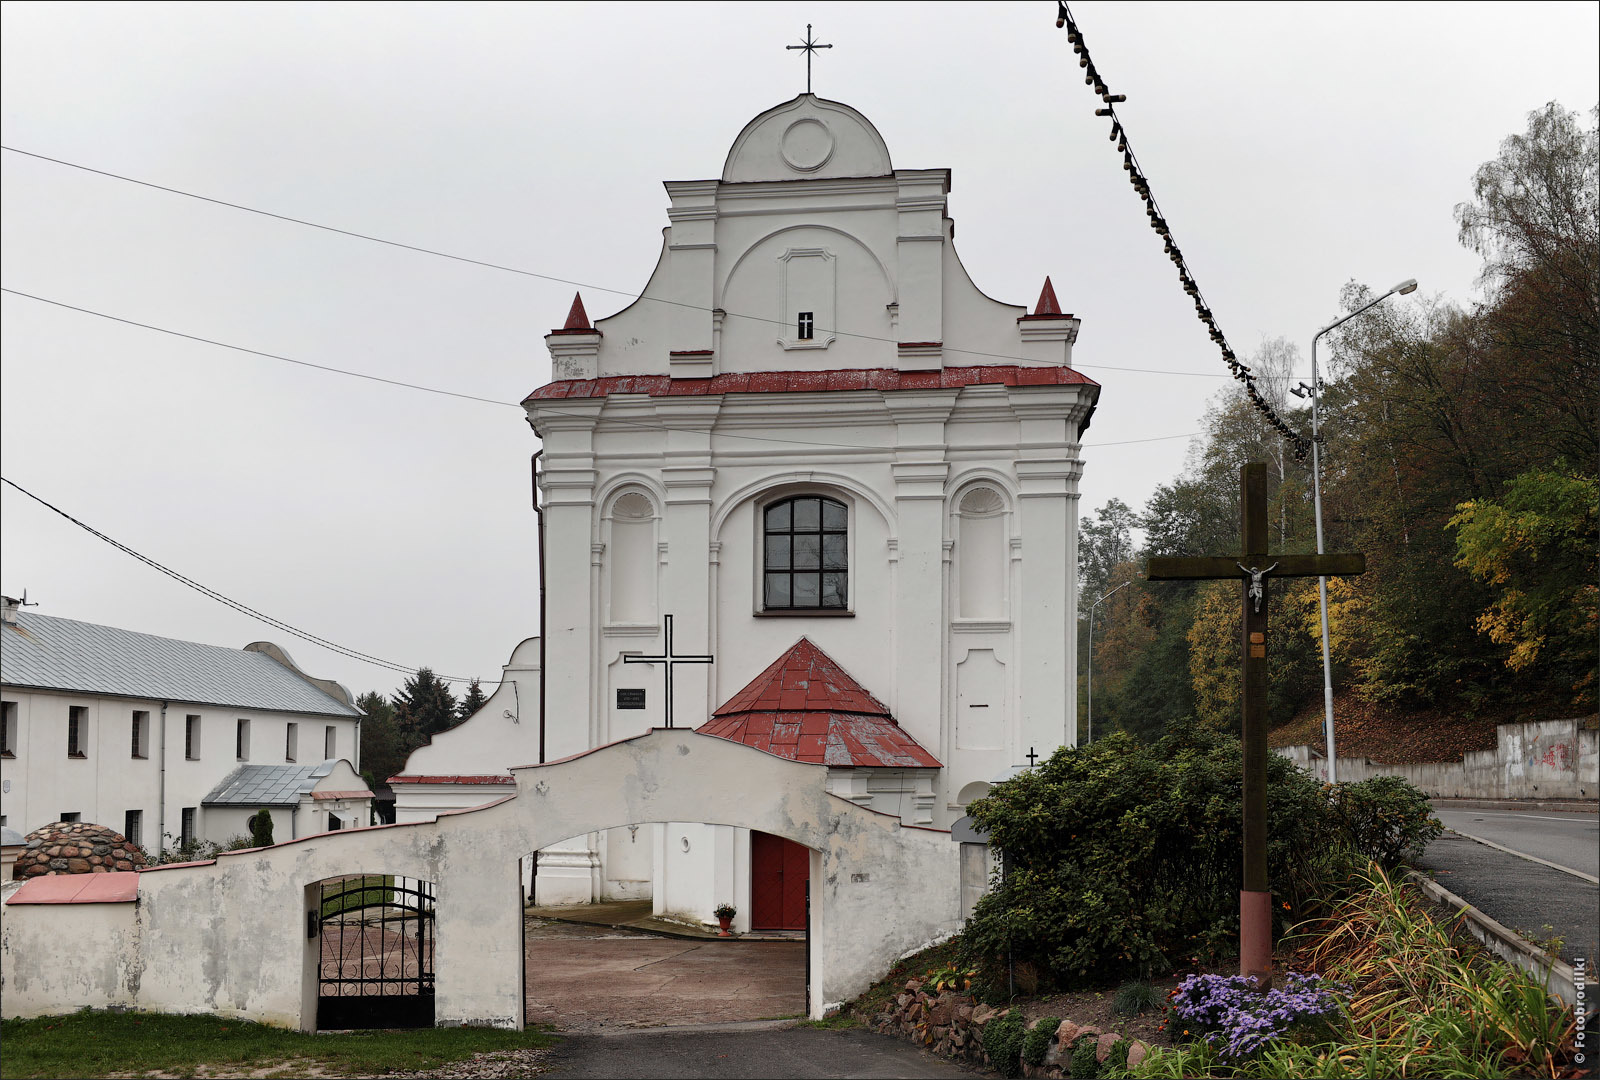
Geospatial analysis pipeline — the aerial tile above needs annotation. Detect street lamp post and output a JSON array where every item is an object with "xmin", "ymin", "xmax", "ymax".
[
  {"xmin": 1086, "ymin": 579, "xmax": 1133, "ymax": 745},
  {"xmin": 1294, "ymin": 278, "xmax": 1417, "ymax": 783}
]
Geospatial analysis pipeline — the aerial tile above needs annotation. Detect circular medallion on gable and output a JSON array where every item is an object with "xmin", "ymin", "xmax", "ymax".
[{"xmin": 780, "ymin": 118, "xmax": 835, "ymax": 172}]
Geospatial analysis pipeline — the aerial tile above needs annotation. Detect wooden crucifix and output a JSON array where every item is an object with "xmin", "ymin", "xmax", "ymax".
[{"xmin": 1145, "ymin": 463, "xmax": 1364, "ymax": 989}]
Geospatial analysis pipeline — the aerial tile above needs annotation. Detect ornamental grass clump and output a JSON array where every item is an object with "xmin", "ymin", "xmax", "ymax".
[{"xmin": 1169, "ymin": 972, "xmax": 1345, "ymax": 1060}]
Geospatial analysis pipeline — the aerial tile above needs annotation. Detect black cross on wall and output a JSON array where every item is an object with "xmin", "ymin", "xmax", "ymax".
[{"xmin": 623, "ymin": 614, "xmax": 714, "ymax": 730}]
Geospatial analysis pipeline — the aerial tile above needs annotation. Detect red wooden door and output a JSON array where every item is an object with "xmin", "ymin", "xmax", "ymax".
[{"xmin": 750, "ymin": 831, "xmax": 810, "ymax": 930}]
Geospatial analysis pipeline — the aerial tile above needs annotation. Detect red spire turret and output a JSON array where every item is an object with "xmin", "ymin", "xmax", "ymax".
[
  {"xmin": 1033, "ymin": 276, "xmax": 1062, "ymax": 316},
  {"xmin": 561, "ymin": 292, "xmax": 592, "ymax": 331}
]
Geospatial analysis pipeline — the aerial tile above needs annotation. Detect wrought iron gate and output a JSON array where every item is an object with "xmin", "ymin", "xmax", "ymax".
[{"xmin": 314, "ymin": 876, "xmax": 435, "ymax": 1029}]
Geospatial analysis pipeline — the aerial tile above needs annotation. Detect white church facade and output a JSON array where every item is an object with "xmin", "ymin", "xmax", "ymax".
[{"xmin": 392, "ymin": 93, "xmax": 1098, "ymax": 933}]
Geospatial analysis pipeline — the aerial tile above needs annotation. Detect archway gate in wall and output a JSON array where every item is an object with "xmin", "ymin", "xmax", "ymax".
[{"xmin": 4, "ymin": 729, "xmax": 961, "ymax": 1029}]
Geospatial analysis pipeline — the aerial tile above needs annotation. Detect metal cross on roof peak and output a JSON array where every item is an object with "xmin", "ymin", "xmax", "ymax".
[{"xmin": 786, "ymin": 23, "xmax": 832, "ymax": 94}]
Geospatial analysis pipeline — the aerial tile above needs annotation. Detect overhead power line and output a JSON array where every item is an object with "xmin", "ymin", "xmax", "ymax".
[
  {"xmin": 2, "ymin": 142, "xmax": 1248, "ymax": 380},
  {"xmin": 0, "ymin": 287, "xmax": 1196, "ymax": 450},
  {"xmin": 1054, "ymin": 3, "xmax": 1314, "ymax": 461},
  {"xmin": 0, "ymin": 475, "xmax": 475, "ymax": 684}
]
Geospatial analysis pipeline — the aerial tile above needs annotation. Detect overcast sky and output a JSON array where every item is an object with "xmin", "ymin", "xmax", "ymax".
[{"xmin": 2, "ymin": 1, "xmax": 1595, "ymax": 699}]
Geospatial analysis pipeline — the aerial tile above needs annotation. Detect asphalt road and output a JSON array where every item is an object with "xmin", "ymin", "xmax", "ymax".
[
  {"xmin": 540, "ymin": 1024, "xmax": 979, "ymax": 1079},
  {"xmin": 1414, "ymin": 832, "xmax": 1599, "ymax": 966},
  {"xmin": 1433, "ymin": 808, "xmax": 1599, "ymax": 878}
]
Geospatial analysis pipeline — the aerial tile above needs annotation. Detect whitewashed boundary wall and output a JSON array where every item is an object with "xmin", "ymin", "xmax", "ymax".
[
  {"xmin": 1, "ymin": 728, "xmax": 960, "ymax": 1026},
  {"xmin": 1276, "ymin": 717, "xmax": 1598, "ymax": 800}
]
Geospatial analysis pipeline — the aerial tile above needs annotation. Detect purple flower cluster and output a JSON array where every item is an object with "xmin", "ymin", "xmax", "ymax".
[{"xmin": 1170, "ymin": 972, "xmax": 1345, "ymax": 1060}]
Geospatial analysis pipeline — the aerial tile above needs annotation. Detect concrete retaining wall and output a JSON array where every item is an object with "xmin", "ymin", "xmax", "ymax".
[{"xmin": 1277, "ymin": 717, "xmax": 1598, "ymax": 800}]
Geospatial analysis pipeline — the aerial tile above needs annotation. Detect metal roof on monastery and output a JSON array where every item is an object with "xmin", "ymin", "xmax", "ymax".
[
  {"xmin": 524, "ymin": 364, "xmax": 1096, "ymax": 403},
  {"xmin": 697, "ymin": 638, "xmax": 941, "ymax": 769},
  {"xmin": 203, "ymin": 761, "xmax": 357, "ymax": 806},
  {"xmin": 0, "ymin": 612, "xmax": 360, "ymax": 717}
]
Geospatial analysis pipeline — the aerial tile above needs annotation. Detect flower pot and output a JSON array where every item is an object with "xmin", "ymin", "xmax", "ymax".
[{"xmin": 717, "ymin": 915, "xmax": 733, "ymax": 936}]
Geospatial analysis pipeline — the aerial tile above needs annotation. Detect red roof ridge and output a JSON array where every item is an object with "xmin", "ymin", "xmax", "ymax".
[{"xmin": 524, "ymin": 365, "xmax": 1096, "ymax": 403}]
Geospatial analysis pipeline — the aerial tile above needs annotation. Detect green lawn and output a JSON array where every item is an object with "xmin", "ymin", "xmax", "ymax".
[
  {"xmin": 0, "ymin": 1010, "xmax": 557, "ymax": 1079},
  {"xmin": 319, "ymin": 875, "xmax": 397, "ymax": 917}
]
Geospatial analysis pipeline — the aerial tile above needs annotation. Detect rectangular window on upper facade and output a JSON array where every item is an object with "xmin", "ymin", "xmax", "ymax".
[
  {"xmin": 797, "ymin": 311, "xmax": 814, "ymax": 340},
  {"xmin": 180, "ymin": 807, "xmax": 196, "ymax": 847},
  {"xmin": 185, "ymin": 714, "xmax": 201, "ymax": 760},
  {"xmin": 1, "ymin": 700, "xmax": 16, "ymax": 757},
  {"xmin": 285, "ymin": 722, "xmax": 298, "ymax": 762},
  {"xmin": 131, "ymin": 710, "xmax": 149, "ymax": 759},
  {"xmin": 124, "ymin": 809, "xmax": 143, "ymax": 848},
  {"xmin": 236, "ymin": 718, "xmax": 251, "ymax": 761},
  {"xmin": 67, "ymin": 706, "xmax": 88, "ymax": 757},
  {"xmin": 324, "ymin": 725, "xmax": 336, "ymax": 760}
]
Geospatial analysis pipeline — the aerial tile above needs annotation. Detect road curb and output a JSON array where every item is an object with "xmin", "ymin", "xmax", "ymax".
[
  {"xmin": 1404, "ymin": 868, "xmax": 1596, "ymax": 1009},
  {"xmin": 1430, "ymin": 797, "xmax": 1600, "ymax": 813}
]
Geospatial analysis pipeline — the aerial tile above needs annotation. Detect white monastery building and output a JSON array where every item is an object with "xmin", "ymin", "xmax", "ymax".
[
  {"xmin": 393, "ymin": 93, "xmax": 1099, "ymax": 932},
  {"xmin": 0, "ymin": 597, "xmax": 369, "ymax": 851}
]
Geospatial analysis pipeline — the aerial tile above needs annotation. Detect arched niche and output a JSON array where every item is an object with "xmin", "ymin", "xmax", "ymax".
[
  {"xmin": 604, "ymin": 490, "xmax": 659, "ymax": 629},
  {"xmin": 954, "ymin": 485, "xmax": 1009, "ymax": 621}
]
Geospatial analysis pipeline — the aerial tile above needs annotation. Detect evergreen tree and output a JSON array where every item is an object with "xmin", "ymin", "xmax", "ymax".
[
  {"xmin": 457, "ymin": 678, "xmax": 489, "ymax": 722},
  {"xmin": 247, "ymin": 809, "xmax": 275, "ymax": 848},
  {"xmin": 393, "ymin": 668, "xmax": 459, "ymax": 742},
  {"xmin": 356, "ymin": 689, "xmax": 409, "ymax": 792}
]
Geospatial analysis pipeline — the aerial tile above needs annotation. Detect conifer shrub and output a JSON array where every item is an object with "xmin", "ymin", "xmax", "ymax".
[
  {"xmin": 959, "ymin": 727, "xmax": 1429, "ymax": 991},
  {"xmin": 247, "ymin": 809, "xmax": 275, "ymax": 848},
  {"xmin": 1070, "ymin": 1035, "xmax": 1100, "ymax": 1079},
  {"xmin": 1022, "ymin": 1017, "xmax": 1061, "ymax": 1067},
  {"xmin": 984, "ymin": 1010, "xmax": 1027, "ymax": 1078}
]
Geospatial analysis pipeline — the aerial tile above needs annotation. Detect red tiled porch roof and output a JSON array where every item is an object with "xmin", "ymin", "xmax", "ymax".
[{"xmin": 697, "ymin": 638, "xmax": 941, "ymax": 769}]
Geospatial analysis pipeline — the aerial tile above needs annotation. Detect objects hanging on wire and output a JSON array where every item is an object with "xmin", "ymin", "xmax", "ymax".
[{"xmin": 1054, "ymin": 2, "xmax": 1313, "ymax": 462}]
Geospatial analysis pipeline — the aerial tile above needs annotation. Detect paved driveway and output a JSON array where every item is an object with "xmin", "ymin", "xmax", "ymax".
[{"xmin": 525, "ymin": 916, "xmax": 807, "ymax": 1031}]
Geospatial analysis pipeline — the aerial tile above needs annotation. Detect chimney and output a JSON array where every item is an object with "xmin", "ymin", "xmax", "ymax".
[{"xmin": 1, "ymin": 597, "xmax": 20, "ymax": 625}]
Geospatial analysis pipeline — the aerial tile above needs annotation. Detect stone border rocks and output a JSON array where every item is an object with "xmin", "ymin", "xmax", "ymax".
[
  {"xmin": 12, "ymin": 821, "xmax": 146, "ymax": 879},
  {"xmin": 867, "ymin": 976, "xmax": 1152, "ymax": 1077}
]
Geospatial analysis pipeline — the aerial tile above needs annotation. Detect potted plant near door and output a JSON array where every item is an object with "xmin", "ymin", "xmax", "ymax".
[{"xmin": 714, "ymin": 902, "xmax": 737, "ymax": 936}]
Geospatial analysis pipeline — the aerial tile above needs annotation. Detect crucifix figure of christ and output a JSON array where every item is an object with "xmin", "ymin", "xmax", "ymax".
[
  {"xmin": 623, "ymin": 614, "xmax": 714, "ymax": 730},
  {"xmin": 1145, "ymin": 463, "xmax": 1364, "ymax": 989}
]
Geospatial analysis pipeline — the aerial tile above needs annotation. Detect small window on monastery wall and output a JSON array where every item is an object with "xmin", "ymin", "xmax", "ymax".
[
  {"xmin": 1, "ymin": 700, "xmax": 17, "ymax": 757},
  {"xmin": 608, "ymin": 491, "xmax": 657, "ymax": 625},
  {"xmin": 131, "ymin": 710, "xmax": 149, "ymax": 759},
  {"xmin": 124, "ymin": 809, "xmax": 143, "ymax": 848},
  {"xmin": 67, "ymin": 705, "xmax": 88, "ymax": 757},
  {"xmin": 185, "ymin": 714, "xmax": 201, "ymax": 760},
  {"xmin": 764, "ymin": 496, "xmax": 848, "ymax": 610},
  {"xmin": 325, "ymin": 725, "xmax": 336, "ymax": 760},
  {"xmin": 285, "ymin": 723, "xmax": 299, "ymax": 763},
  {"xmin": 236, "ymin": 718, "xmax": 251, "ymax": 761},
  {"xmin": 180, "ymin": 807, "xmax": 196, "ymax": 847},
  {"xmin": 60, "ymin": 811, "xmax": 81, "ymax": 823}
]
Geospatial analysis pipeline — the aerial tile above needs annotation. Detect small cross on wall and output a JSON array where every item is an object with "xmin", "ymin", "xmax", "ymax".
[{"xmin": 1025, "ymin": 747, "xmax": 1039, "ymax": 767}]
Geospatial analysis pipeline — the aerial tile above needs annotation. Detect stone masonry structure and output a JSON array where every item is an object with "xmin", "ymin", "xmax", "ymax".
[{"xmin": 12, "ymin": 821, "xmax": 146, "ymax": 879}]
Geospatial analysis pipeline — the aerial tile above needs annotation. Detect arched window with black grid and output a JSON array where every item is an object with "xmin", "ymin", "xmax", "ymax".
[{"xmin": 763, "ymin": 495, "xmax": 848, "ymax": 609}]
